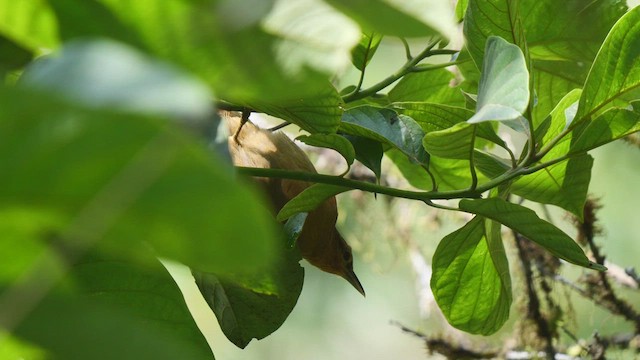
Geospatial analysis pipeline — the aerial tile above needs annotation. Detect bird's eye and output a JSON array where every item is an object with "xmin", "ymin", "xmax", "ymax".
[{"xmin": 342, "ymin": 250, "xmax": 353, "ymax": 264}]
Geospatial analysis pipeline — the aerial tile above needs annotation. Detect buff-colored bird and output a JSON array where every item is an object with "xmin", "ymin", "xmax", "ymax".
[{"xmin": 223, "ymin": 111, "xmax": 364, "ymax": 296}]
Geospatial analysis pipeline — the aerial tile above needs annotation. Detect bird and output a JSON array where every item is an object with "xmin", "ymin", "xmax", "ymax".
[{"xmin": 223, "ymin": 111, "xmax": 365, "ymax": 296}]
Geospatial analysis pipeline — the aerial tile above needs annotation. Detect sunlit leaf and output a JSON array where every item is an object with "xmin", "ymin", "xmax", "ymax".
[
  {"xmin": 576, "ymin": 6, "xmax": 640, "ymax": 121},
  {"xmin": 0, "ymin": 0, "xmax": 59, "ymax": 51}
]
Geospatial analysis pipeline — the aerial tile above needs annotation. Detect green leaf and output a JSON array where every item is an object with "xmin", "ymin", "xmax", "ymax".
[
  {"xmin": 0, "ymin": 331, "xmax": 46, "ymax": 360},
  {"xmin": 0, "ymin": 0, "xmax": 59, "ymax": 51},
  {"xmin": 514, "ymin": 90, "xmax": 592, "ymax": 217},
  {"xmin": 351, "ymin": 32, "xmax": 382, "ymax": 71},
  {"xmin": 388, "ymin": 69, "xmax": 464, "ymax": 106},
  {"xmin": 535, "ymin": 89, "xmax": 582, "ymax": 149},
  {"xmin": 459, "ymin": 198, "xmax": 605, "ymax": 271},
  {"xmin": 252, "ymin": 84, "xmax": 343, "ymax": 134},
  {"xmin": 324, "ymin": 0, "xmax": 456, "ymax": 39},
  {"xmin": 521, "ymin": 1, "xmax": 625, "ymax": 123},
  {"xmin": 512, "ymin": 155, "xmax": 593, "ymax": 217},
  {"xmin": 522, "ymin": 0, "xmax": 627, "ymax": 63},
  {"xmin": 394, "ymin": 102, "xmax": 507, "ymax": 148},
  {"xmin": 467, "ymin": 36, "xmax": 530, "ymax": 129},
  {"xmin": 14, "ymin": 296, "xmax": 214, "ymax": 360},
  {"xmin": 395, "ymin": 102, "xmax": 474, "ymax": 133},
  {"xmin": 463, "ymin": 0, "xmax": 526, "ymax": 68},
  {"xmin": 340, "ymin": 106, "xmax": 429, "ymax": 166},
  {"xmin": 576, "ymin": 6, "xmax": 640, "ymax": 121},
  {"xmin": 531, "ymin": 60, "xmax": 587, "ymax": 126},
  {"xmin": 2, "ymin": 241, "xmax": 213, "ymax": 359},
  {"xmin": 194, "ymin": 248, "xmax": 304, "ymax": 349},
  {"xmin": 431, "ymin": 217, "xmax": 511, "ymax": 335},
  {"xmin": 423, "ymin": 122, "xmax": 475, "ymax": 160},
  {"xmin": 277, "ymin": 184, "xmax": 349, "ymax": 221},
  {"xmin": 296, "ymin": 133, "xmax": 356, "ymax": 169},
  {"xmin": 570, "ymin": 108, "xmax": 640, "ymax": 154},
  {"xmin": 0, "ymin": 87, "xmax": 279, "ymax": 274},
  {"xmin": 344, "ymin": 135, "xmax": 383, "ymax": 180}
]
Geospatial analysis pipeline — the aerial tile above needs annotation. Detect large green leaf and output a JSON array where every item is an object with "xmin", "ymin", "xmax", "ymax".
[
  {"xmin": 467, "ymin": 36, "xmax": 530, "ymax": 130},
  {"xmin": 0, "ymin": 223, "xmax": 212, "ymax": 359},
  {"xmin": 463, "ymin": 0, "xmax": 525, "ymax": 68},
  {"xmin": 388, "ymin": 69, "xmax": 464, "ymax": 106},
  {"xmin": 431, "ymin": 217, "xmax": 511, "ymax": 335},
  {"xmin": 0, "ymin": 0, "xmax": 59, "ymax": 51},
  {"xmin": 459, "ymin": 198, "xmax": 605, "ymax": 270},
  {"xmin": 0, "ymin": 87, "xmax": 278, "ymax": 273},
  {"xmin": 512, "ymin": 155, "xmax": 593, "ymax": 217},
  {"xmin": 324, "ymin": 0, "xmax": 456, "ymax": 38},
  {"xmin": 576, "ymin": 6, "xmax": 640, "ymax": 121},
  {"xmin": 194, "ymin": 248, "xmax": 304, "ymax": 349},
  {"xmin": 521, "ymin": 0, "xmax": 626, "ymax": 63},
  {"xmin": 522, "ymin": 1, "xmax": 626, "ymax": 123}
]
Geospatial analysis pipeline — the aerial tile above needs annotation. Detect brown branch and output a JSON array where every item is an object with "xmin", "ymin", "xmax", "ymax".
[
  {"xmin": 513, "ymin": 231, "xmax": 557, "ymax": 359},
  {"xmin": 572, "ymin": 198, "xmax": 640, "ymax": 333}
]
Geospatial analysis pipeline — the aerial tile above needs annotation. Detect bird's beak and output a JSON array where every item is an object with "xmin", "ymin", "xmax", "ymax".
[{"xmin": 342, "ymin": 268, "xmax": 366, "ymax": 297}]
